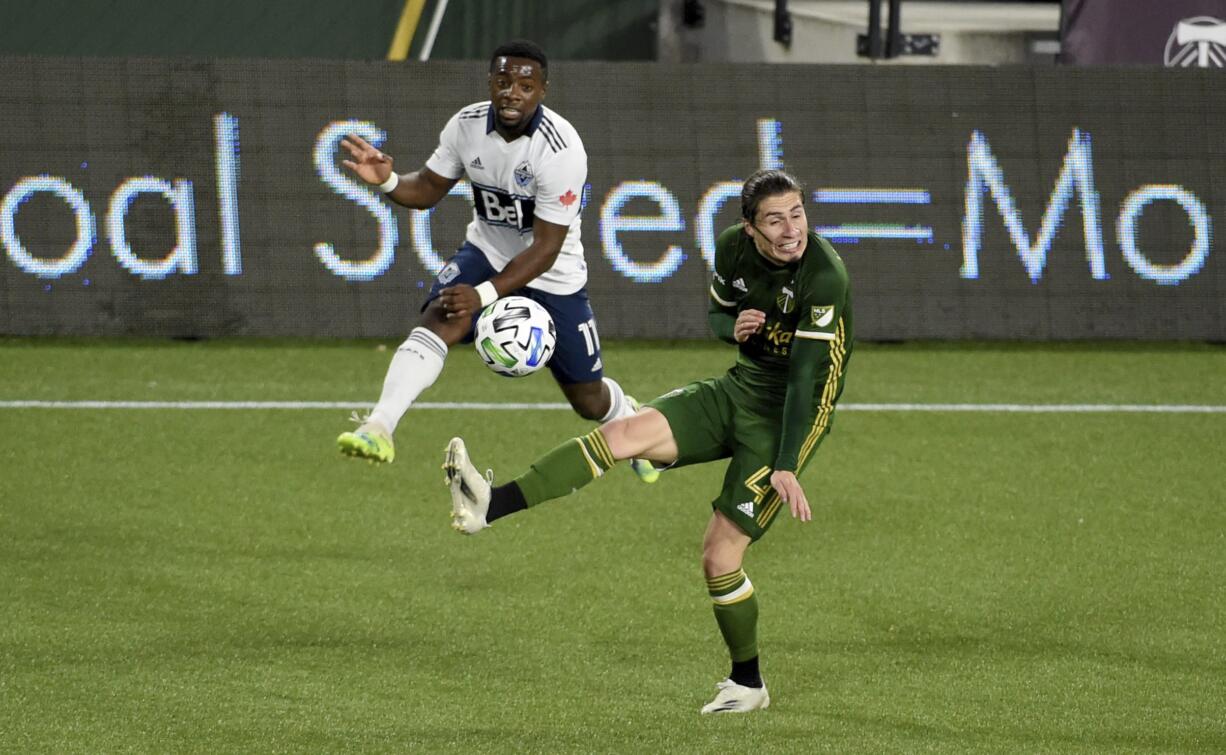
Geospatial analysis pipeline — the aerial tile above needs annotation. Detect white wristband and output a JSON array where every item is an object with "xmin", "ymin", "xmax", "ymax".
[
  {"xmin": 377, "ymin": 172, "xmax": 399, "ymax": 193},
  {"xmin": 474, "ymin": 281, "xmax": 498, "ymax": 308}
]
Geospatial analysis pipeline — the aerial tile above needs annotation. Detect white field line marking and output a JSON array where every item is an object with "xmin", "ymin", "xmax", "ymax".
[
  {"xmin": 842, "ymin": 403, "xmax": 1226, "ymax": 413},
  {"xmin": 0, "ymin": 400, "xmax": 1224, "ymax": 413}
]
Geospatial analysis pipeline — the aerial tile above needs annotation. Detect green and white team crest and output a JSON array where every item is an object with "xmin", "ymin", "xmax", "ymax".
[
  {"xmin": 776, "ymin": 286, "xmax": 796, "ymax": 314},
  {"xmin": 811, "ymin": 305, "xmax": 834, "ymax": 327}
]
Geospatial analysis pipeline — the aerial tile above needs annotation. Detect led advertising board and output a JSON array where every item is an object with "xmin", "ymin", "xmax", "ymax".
[{"xmin": 1, "ymin": 59, "xmax": 1220, "ymax": 339}]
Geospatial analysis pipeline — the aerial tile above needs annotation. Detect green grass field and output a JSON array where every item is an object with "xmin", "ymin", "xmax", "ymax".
[{"xmin": 2, "ymin": 339, "xmax": 1224, "ymax": 753}]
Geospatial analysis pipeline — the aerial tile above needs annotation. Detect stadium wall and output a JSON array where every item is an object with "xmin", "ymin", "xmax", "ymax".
[
  {"xmin": 0, "ymin": 57, "xmax": 1221, "ymax": 340},
  {"xmin": 0, "ymin": 1, "xmax": 404, "ymax": 59}
]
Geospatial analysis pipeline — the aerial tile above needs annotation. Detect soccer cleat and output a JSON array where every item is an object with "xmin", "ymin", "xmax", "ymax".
[
  {"xmin": 443, "ymin": 437, "xmax": 491, "ymax": 534},
  {"xmin": 630, "ymin": 457, "xmax": 661, "ymax": 484},
  {"xmin": 338, "ymin": 419, "xmax": 395, "ymax": 463},
  {"xmin": 699, "ymin": 679, "xmax": 771, "ymax": 715},
  {"xmin": 626, "ymin": 396, "xmax": 660, "ymax": 483}
]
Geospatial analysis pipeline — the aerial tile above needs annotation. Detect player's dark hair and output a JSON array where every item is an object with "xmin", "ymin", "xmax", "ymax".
[
  {"xmin": 490, "ymin": 40, "xmax": 548, "ymax": 77},
  {"xmin": 741, "ymin": 169, "xmax": 805, "ymax": 221}
]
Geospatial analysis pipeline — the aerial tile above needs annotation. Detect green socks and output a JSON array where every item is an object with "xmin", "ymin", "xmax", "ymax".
[
  {"xmin": 513, "ymin": 429, "xmax": 617, "ymax": 507},
  {"xmin": 708, "ymin": 568, "xmax": 759, "ymax": 662}
]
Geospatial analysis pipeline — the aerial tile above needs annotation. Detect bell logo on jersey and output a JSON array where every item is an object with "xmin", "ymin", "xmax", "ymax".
[
  {"xmin": 475, "ymin": 187, "xmax": 535, "ymax": 232},
  {"xmin": 811, "ymin": 305, "xmax": 835, "ymax": 328}
]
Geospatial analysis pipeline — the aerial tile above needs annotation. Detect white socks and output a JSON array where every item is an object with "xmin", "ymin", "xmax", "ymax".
[
  {"xmin": 368, "ymin": 327, "xmax": 448, "ymax": 435},
  {"xmin": 598, "ymin": 377, "xmax": 635, "ymax": 423},
  {"xmin": 369, "ymin": 337, "xmax": 628, "ymax": 435}
]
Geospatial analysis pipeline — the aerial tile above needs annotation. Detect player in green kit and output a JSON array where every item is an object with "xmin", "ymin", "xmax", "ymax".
[{"xmin": 444, "ymin": 168, "xmax": 853, "ymax": 714}]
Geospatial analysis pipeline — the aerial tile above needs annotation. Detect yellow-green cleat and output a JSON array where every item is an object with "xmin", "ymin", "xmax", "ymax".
[
  {"xmin": 337, "ymin": 422, "xmax": 395, "ymax": 463},
  {"xmin": 627, "ymin": 396, "xmax": 660, "ymax": 483},
  {"xmin": 631, "ymin": 457, "xmax": 661, "ymax": 483}
]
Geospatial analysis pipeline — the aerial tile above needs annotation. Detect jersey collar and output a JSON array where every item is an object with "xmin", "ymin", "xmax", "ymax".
[{"xmin": 485, "ymin": 104, "xmax": 545, "ymax": 137}]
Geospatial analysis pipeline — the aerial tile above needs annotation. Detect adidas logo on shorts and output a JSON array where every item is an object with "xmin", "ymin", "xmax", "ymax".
[{"xmin": 736, "ymin": 501, "xmax": 755, "ymax": 517}]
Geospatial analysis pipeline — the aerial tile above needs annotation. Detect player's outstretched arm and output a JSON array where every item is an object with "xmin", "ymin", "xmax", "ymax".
[
  {"xmin": 493, "ymin": 216, "xmax": 569, "ymax": 292},
  {"xmin": 438, "ymin": 218, "xmax": 568, "ymax": 321},
  {"xmin": 340, "ymin": 134, "xmax": 457, "ymax": 210}
]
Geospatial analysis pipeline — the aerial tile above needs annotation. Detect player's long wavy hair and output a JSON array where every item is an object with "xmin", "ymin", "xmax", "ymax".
[{"xmin": 741, "ymin": 169, "xmax": 805, "ymax": 222}]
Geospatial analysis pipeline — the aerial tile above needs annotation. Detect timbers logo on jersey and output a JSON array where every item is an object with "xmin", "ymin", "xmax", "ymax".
[{"xmin": 776, "ymin": 286, "xmax": 796, "ymax": 314}]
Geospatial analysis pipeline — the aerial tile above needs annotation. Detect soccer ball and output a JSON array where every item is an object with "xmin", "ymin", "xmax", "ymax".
[{"xmin": 473, "ymin": 296, "xmax": 556, "ymax": 377}]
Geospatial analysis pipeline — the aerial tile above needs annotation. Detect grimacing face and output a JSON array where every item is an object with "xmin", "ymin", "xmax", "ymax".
[
  {"xmin": 488, "ymin": 56, "xmax": 547, "ymax": 134},
  {"xmin": 745, "ymin": 191, "xmax": 808, "ymax": 265}
]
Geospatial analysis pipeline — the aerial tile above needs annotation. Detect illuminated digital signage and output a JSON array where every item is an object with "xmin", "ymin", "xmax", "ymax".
[{"xmin": 0, "ymin": 59, "xmax": 1220, "ymax": 339}]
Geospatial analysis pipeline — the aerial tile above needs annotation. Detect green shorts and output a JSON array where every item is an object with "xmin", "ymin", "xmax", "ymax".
[{"xmin": 647, "ymin": 374, "xmax": 831, "ymax": 541}]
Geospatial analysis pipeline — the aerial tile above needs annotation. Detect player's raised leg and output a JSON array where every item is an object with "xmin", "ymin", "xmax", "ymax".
[
  {"xmin": 338, "ymin": 328, "xmax": 448, "ymax": 463},
  {"xmin": 559, "ymin": 379, "xmax": 659, "ymax": 482},
  {"xmin": 444, "ymin": 437, "xmax": 492, "ymax": 534},
  {"xmin": 338, "ymin": 246, "xmax": 491, "ymax": 463},
  {"xmin": 626, "ymin": 396, "xmax": 661, "ymax": 483},
  {"xmin": 443, "ymin": 408, "xmax": 676, "ymax": 534},
  {"xmin": 338, "ymin": 324, "xmax": 452, "ymax": 463},
  {"xmin": 538, "ymin": 288, "xmax": 659, "ymax": 483}
]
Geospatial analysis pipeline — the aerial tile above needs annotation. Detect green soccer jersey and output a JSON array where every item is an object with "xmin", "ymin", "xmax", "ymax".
[{"xmin": 708, "ymin": 224, "xmax": 854, "ymax": 470}]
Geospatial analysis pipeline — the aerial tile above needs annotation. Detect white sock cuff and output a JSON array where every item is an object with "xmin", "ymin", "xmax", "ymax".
[
  {"xmin": 599, "ymin": 377, "xmax": 632, "ymax": 423},
  {"xmin": 712, "ymin": 576, "xmax": 754, "ymax": 605},
  {"xmin": 369, "ymin": 327, "xmax": 448, "ymax": 434},
  {"xmin": 402, "ymin": 327, "xmax": 448, "ymax": 359}
]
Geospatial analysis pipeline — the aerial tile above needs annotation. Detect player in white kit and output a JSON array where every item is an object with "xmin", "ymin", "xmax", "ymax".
[{"xmin": 336, "ymin": 40, "xmax": 656, "ymax": 483}]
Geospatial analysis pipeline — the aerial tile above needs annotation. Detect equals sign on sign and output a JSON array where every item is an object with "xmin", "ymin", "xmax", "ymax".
[{"xmin": 813, "ymin": 189, "xmax": 933, "ymax": 244}]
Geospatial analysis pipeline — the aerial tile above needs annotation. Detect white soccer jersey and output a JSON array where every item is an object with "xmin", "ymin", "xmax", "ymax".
[{"xmin": 425, "ymin": 102, "xmax": 588, "ymax": 295}]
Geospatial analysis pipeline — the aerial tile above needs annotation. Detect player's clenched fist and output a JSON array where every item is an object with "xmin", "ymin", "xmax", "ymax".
[
  {"xmin": 438, "ymin": 285, "xmax": 479, "ymax": 320},
  {"xmin": 734, "ymin": 309, "xmax": 767, "ymax": 343},
  {"xmin": 340, "ymin": 134, "xmax": 394, "ymax": 186}
]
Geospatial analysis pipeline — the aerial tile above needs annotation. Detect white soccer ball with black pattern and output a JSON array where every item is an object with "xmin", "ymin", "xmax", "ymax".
[{"xmin": 473, "ymin": 296, "xmax": 557, "ymax": 377}]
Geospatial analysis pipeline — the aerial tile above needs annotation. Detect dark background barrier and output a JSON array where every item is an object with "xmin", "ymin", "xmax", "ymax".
[
  {"xmin": 0, "ymin": 0, "xmax": 660, "ymax": 62},
  {"xmin": 0, "ymin": 57, "xmax": 1221, "ymax": 340},
  {"xmin": 1060, "ymin": 0, "xmax": 1226, "ymax": 66}
]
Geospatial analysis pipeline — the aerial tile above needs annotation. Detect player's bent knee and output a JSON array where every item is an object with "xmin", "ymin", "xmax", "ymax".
[
  {"xmin": 559, "ymin": 381, "xmax": 607, "ymax": 420},
  {"xmin": 702, "ymin": 547, "xmax": 744, "ymax": 578},
  {"xmin": 702, "ymin": 513, "xmax": 751, "ymax": 576},
  {"xmin": 567, "ymin": 396, "xmax": 606, "ymax": 421},
  {"xmin": 598, "ymin": 416, "xmax": 637, "ymax": 459},
  {"xmin": 703, "ymin": 540, "xmax": 749, "ymax": 576},
  {"xmin": 601, "ymin": 409, "xmax": 677, "ymax": 462}
]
